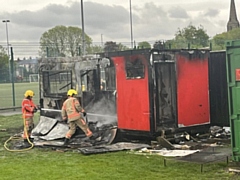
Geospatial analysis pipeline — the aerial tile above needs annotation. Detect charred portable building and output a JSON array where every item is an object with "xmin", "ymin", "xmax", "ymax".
[
  {"xmin": 96, "ymin": 49, "xmax": 212, "ymax": 137},
  {"xmin": 35, "ymin": 48, "xmax": 230, "ymax": 144}
]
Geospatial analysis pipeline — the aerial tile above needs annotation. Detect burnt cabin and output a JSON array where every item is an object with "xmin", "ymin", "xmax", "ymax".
[{"xmin": 39, "ymin": 49, "xmax": 229, "ymax": 139}]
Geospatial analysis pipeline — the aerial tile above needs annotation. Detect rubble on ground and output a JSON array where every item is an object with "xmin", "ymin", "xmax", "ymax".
[{"xmin": 6, "ymin": 123, "xmax": 232, "ymax": 160}]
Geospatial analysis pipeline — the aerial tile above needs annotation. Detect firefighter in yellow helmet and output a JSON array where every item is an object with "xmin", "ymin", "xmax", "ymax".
[
  {"xmin": 22, "ymin": 90, "xmax": 38, "ymax": 143},
  {"xmin": 61, "ymin": 89, "xmax": 93, "ymax": 145}
]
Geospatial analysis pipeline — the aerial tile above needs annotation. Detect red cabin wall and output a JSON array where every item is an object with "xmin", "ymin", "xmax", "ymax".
[
  {"xmin": 176, "ymin": 54, "xmax": 210, "ymax": 127},
  {"xmin": 112, "ymin": 55, "xmax": 150, "ymax": 131}
]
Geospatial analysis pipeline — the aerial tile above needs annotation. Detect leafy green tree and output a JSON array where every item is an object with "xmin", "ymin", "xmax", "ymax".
[
  {"xmin": 159, "ymin": 24, "xmax": 210, "ymax": 49},
  {"xmin": 118, "ymin": 43, "xmax": 129, "ymax": 51},
  {"xmin": 0, "ymin": 46, "xmax": 9, "ymax": 82},
  {"xmin": 212, "ymin": 28, "xmax": 240, "ymax": 50},
  {"xmin": 104, "ymin": 41, "xmax": 119, "ymax": 52},
  {"xmin": 163, "ymin": 39, "xmax": 178, "ymax": 49},
  {"xmin": 39, "ymin": 25, "xmax": 92, "ymax": 57},
  {"xmin": 138, "ymin": 41, "xmax": 151, "ymax": 49},
  {"xmin": 175, "ymin": 24, "xmax": 209, "ymax": 48},
  {"xmin": 87, "ymin": 45, "xmax": 103, "ymax": 54}
]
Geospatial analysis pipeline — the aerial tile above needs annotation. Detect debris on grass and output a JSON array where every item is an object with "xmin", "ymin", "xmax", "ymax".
[{"xmin": 135, "ymin": 148, "xmax": 200, "ymax": 157}]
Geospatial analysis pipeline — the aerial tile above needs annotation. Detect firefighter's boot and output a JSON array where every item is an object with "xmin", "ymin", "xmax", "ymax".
[
  {"xmin": 63, "ymin": 138, "xmax": 70, "ymax": 145},
  {"xmin": 24, "ymin": 137, "xmax": 34, "ymax": 143},
  {"xmin": 23, "ymin": 139, "xmax": 31, "ymax": 148}
]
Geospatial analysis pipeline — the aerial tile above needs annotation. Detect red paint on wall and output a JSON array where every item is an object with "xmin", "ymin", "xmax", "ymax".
[
  {"xmin": 112, "ymin": 55, "xmax": 150, "ymax": 131},
  {"xmin": 235, "ymin": 69, "xmax": 240, "ymax": 81},
  {"xmin": 177, "ymin": 54, "xmax": 210, "ymax": 127}
]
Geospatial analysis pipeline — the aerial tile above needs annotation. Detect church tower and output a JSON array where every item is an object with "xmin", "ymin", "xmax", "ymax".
[{"xmin": 227, "ymin": 0, "xmax": 239, "ymax": 31}]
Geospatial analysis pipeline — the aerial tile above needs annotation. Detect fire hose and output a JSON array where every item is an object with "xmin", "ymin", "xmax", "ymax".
[
  {"xmin": 4, "ymin": 110, "xmax": 34, "ymax": 152},
  {"xmin": 41, "ymin": 108, "xmax": 116, "ymax": 118}
]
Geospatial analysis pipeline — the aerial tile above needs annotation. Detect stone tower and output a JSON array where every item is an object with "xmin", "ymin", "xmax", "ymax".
[{"xmin": 227, "ymin": 0, "xmax": 239, "ymax": 31}]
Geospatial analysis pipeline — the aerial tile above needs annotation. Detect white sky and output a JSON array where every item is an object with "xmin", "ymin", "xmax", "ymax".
[{"xmin": 0, "ymin": 0, "xmax": 234, "ymax": 58}]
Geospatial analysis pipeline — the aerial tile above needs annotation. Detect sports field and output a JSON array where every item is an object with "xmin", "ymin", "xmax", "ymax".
[{"xmin": 0, "ymin": 82, "xmax": 39, "ymax": 108}]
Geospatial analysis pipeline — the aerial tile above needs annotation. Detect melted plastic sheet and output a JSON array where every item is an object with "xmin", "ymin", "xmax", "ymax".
[
  {"xmin": 32, "ymin": 116, "xmax": 118, "ymax": 147},
  {"xmin": 32, "ymin": 116, "xmax": 58, "ymax": 136},
  {"xmin": 39, "ymin": 123, "xmax": 69, "ymax": 140},
  {"xmin": 79, "ymin": 142, "xmax": 150, "ymax": 155}
]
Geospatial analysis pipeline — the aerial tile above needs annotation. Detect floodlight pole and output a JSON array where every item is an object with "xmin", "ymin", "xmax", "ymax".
[
  {"xmin": 2, "ymin": 20, "xmax": 11, "ymax": 81},
  {"xmin": 101, "ymin": 34, "xmax": 103, "ymax": 49},
  {"xmin": 81, "ymin": 0, "xmax": 85, "ymax": 56},
  {"xmin": 10, "ymin": 47, "xmax": 15, "ymax": 108},
  {"xmin": 130, "ymin": 0, "xmax": 133, "ymax": 49}
]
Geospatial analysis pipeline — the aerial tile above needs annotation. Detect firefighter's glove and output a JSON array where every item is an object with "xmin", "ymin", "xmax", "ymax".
[
  {"xmin": 83, "ymin": 112, "xmax": 87, "ymax": 117},
  {"xmin": 33, "ymin": 107, "xmax": 38, "ymax": 113},
  {"xmin": 58, "ymin": 117, "xmax": 67, "ymax": 122}
]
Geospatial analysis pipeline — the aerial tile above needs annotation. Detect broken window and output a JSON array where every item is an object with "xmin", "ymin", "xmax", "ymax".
[
  {"xmin": 105, "ymin": 67, "xmax": 116, "ymax": 90},
  {"xmin": 125, "ymin": 58, "xmax": 145, "ymax": 79},
  {"xmin": 81, "ymin": 70, "xmax": 95, "ymax": 92},
  {"xmin": 42, "ymin": 70, "xmax": 72, "ymax": 97}
]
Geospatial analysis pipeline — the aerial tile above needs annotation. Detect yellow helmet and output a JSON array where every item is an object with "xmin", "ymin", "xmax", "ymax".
[
  {"xmin": 67, "ymin": 89, "xmax": 77, "ymax": 96},
  {"xmin": 24, "ymin": 90, "xmax": 34, "ymax": 97}
]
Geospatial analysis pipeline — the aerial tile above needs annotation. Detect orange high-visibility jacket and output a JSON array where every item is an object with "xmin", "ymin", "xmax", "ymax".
[
  {"xmin": 22, "ymin": 98, "xmax": 36, "ymax": 118},
  {"xmin": 61, "ymin": 97, "xmax": 83, "ymax": 121}
]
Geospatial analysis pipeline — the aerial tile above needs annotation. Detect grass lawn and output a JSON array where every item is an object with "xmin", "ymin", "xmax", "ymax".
[
  {"xmin": 0, "ymin": 82, "xmax": 39, "ymax": 108},
  {"xmin": 0, "ymin": 114, "xmax": 237, "ymax": 180}
]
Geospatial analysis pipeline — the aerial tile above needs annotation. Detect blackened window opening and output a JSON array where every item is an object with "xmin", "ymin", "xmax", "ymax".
[
  {"xmin": 42, "ymin": 70, "xmax": 72, "ymax": 97},
  {"xmin": 125, "ymin": 58, "xmax": 145, "ymax": 79}
]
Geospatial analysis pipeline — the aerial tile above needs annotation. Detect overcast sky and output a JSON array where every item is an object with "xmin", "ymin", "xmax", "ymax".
[{"xmin": 0, "ymin": 0, "xmax": 234, "ymax": 58}]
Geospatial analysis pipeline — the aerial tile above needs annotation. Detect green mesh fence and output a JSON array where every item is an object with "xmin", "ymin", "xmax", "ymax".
[{"xmin": 0, "ymin": 82, "xmax": 39, "ymax": 108}]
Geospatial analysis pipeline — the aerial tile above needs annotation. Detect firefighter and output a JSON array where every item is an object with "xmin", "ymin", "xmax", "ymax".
[
  {"xmin": 22, "ymin": 90, "xmax": 38, "ymax": 143},
  {"xmin": 61, "ymin": 89, "xmax": 94, "ymax": 145}
]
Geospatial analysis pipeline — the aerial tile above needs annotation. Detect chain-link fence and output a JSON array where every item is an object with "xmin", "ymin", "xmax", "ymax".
[
  {"xmin": 0, "ymin": 58, "xmax": 39, "ymax": 83},
  {"xmin": 0, "ymin": 82, "xmax": 39, "ymax": 110}
]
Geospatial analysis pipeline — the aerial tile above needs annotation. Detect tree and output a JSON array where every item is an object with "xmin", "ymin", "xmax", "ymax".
[
  {"xmin": 87, "ymin": 45, "xmax": 103, "ymax": 54},
  {"xmin": 153, "ymin": 40, "xmax": 165, "ymax": 49},
  {"xmin": 0, "ymin": 46, "xmax": 9, "ymax": 82},
  {"xmin": 212, "ymin": 28, "xmax": 240, "ymax": 50},
  {"xmin": 118, "ymin": 43, "xmax": 129, "ymax": 51},
  {"xmin": 138, "ymin": 41, "xmax": 151, "ymax": 49},
  {"xmin": 175, "ymin": 24, "xmax": 209, "ymax": 48},
  {"xmin": 104, "ymin": 41, "xmax": 119, "ymax": 52},
  {"xmin": 103, "ymin": 42, "xmax": 130, "ymax": 53},
  {"xmin": 160, "ymin": 24, "xmax": 210, "ymax": 49},
  {"xmin": 39, "ymin": 25, "xmax": 92, "ymax": 57}
]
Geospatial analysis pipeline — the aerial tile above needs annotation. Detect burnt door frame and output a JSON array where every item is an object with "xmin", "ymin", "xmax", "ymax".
[{"xmin": 153, "ymin": 61, "xmax": 177, "ymax": 128}]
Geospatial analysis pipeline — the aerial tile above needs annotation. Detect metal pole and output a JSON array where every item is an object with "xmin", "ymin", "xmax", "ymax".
[
  {"xmin": 2, "ymin": 20, "xmax": 10, "ymax": 81},
  {"xmin": 101, "ymin": 34, "xmax": 103, "ymax": 47},
  {"xmin": 10, "ymin": 47, "xmax": 15, "ymax": 108},
  {"xmin": 81, "ymin": 0, "xmax": 85, "ymax": 56},
  {"xmin": 130, "ymin": 0, "xmax": 133, "ymax": 49},
  {"xmin": 46, "ymin": 47, "xmax": 49, "ymax": 57}
]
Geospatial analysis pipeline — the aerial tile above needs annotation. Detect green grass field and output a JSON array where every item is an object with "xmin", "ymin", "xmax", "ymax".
[
  {"xmin": 0, "ymin": 82, "xmax": 39, "ymax": 108},
  {"xmin": 0, "ymin": 114, "xmax": 237, "ymax": 180}
]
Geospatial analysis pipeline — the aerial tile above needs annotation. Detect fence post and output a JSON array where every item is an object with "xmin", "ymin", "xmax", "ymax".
[
  {"xmin": 46, "ymin": 47, "xmax": 49, "ymax": 57},
  {"xmin": 78, "ymin": 46, "xmax": 81, "ymax": 56},
  {"xmin": 210, "ymin": 42, "xmax": 212, "ymax": 51},
  {"xmin": 10, "ymin": 47, "xmax": 15, "ymax": 109}
]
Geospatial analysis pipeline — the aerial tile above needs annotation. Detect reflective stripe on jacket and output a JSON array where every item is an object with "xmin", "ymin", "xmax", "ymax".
[
  {"xmin": 22, "ymin": 98, "xmax": 36, "ymax": 118},
  {"xmin": 61, "ymin": 97, "xmax": 83, "ymax": 121}
]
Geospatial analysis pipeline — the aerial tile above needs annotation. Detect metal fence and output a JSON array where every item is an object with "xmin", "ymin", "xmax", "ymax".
[{"xmin": 0, "ymin": 82, "xmax": 39, "ymax": 111}]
